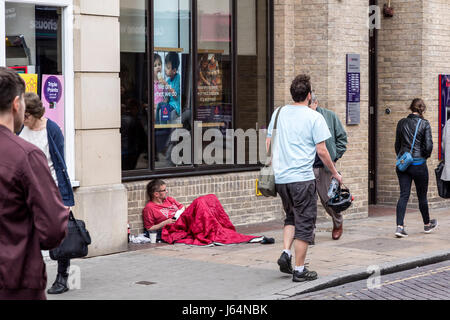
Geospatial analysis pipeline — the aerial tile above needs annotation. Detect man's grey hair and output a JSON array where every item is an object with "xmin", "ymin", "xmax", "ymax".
[{"xmin": 311, "ymin": 91, "xmax": 318, "ymax": 103}]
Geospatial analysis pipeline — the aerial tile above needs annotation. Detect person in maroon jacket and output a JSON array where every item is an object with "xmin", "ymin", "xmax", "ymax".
[{"xmin": 0, "ymin": 67, "xmax": 69, "ymax": 300}]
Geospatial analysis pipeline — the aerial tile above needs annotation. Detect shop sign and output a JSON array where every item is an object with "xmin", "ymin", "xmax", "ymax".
[{"xmin": 42, "ymin": 75, "xmax": 65, "ymax": 134}]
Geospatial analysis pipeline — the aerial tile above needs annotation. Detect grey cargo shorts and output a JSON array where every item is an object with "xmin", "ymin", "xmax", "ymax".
[{"xmin": 276, "ymin": 180, "xmax": 317, "ymax": 245}]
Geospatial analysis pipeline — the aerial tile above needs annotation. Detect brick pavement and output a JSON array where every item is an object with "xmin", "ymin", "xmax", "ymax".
[{"xmin": 291, "ymin": 261, "xmax": 450, "ymax": 300}]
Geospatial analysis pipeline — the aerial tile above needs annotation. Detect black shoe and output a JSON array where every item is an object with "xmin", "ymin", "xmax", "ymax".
[
  {"xmin": 47, "ymin": 273, "xmax": 69, "ymax": 295},
  {"xmin": 292, "ymin": 268, "xmax": 318, "ymax": 282},
  {"xmin": 424, "ymin": 219, "xmax": 438, "ymax": 233},
  {"xmin": 277, "ymin": 252, "xmax": 293, "ymax": 274}
]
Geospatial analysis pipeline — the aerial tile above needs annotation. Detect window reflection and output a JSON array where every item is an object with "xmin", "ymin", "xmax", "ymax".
[
  {"xmin": 120, "ymin": 0, "xmax": 149, "ymax": 170},
  {"xmin": 5, "ymin": 4, "xmax": 62, "ymax": 96},
  {"xmin": 236, "ymin": 0, "xmax": 268, "ymax": 164},
  {"xmin": 196, "ymin": 0, "xmax": 232, "ymax": 165}
]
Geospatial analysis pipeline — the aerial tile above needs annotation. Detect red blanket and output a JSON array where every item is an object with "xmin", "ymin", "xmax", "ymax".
[{"xmin": 161, "ymin": 194, "xmax": 259, "ymax": 246}]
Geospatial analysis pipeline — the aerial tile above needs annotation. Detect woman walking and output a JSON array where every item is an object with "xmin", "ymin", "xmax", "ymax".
[
  {"xmin": 19, "ymin": 92, "xmax": 74, "ymax": 294},
  {"xmin": 394, "ymin": 98, "xmax": 437, "ymax": 237}
]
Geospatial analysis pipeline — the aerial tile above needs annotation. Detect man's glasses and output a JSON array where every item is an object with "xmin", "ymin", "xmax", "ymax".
[{"xmin": 158, "ymin": 189, "xmax": 167, "ymax": 193}]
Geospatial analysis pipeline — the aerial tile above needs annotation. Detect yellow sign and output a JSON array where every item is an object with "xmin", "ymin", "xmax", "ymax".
[{"xmin": 19, "ymin": 74, "xmax": 38, "ymax": 93}]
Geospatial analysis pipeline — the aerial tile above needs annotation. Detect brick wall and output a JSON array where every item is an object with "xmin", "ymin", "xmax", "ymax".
[
  {"xmin": 125, "ymin": 172, "xmax": 284, "ymax": 236},
  {"xmin": 277, "ymin": 0, "xmax": 370, "ymax": 218},
  {"xmin": 421, "ymin": 0, "xmax": 450, "ymax": 208},
  {"xmin": 123, "ymin": 0, "xmax": 450, "ymax": 233},
  {"xmin": 377, "ymin": 0, "xmax": 450, "ymax": 208}
]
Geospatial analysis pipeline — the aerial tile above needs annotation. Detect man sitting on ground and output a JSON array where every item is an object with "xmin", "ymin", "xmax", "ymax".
[
  {"xmin": 142, "ymin": 179, "xmax": 260, "ymax": 246},
  {"xmin": 142, "ymin": 179, "xmax": 184, "ymax": 240}
]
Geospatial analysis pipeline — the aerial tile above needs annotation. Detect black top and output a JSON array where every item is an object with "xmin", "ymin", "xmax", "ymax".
[{"xmin": 395, "ymin": 114, "xmax": 433, "ymax": 159}]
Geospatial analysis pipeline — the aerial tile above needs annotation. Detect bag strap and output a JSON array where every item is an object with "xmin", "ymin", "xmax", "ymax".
[
  {"xmin": 410, "ymin": 118, "xmax": 422, "ymax": 153},
  {"xmin": 267, "ymin": 106, "xmax": 284, "ymax": 157}
]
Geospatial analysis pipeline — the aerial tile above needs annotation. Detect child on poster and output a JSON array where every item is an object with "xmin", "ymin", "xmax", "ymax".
[
  {"xmin": 160, "ymin": 52, "xmax": 181, "ymax": 117},
  {"xmin": 154, "ymin": 53, "xmax": 165, "ymax": 106}
]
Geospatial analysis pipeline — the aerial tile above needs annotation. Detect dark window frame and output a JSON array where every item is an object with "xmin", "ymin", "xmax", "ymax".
[{"xmin": 122, "ymin": 0, "xmax": 274, "ymax": 182}]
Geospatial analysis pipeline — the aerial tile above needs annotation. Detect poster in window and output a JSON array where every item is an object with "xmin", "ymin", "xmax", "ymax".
[
  {"xmin": 196, "ymin": 52, "xmax": 226, "ymax": 125},
  {"xmin": 154, "ymin": 50, "xmax": 182, "ymax": 124},
  {"xmin": 19, "ymin": 73, "xmax": 38, "ymax": 93},
  {"xmin": 41, "ymin": 74, "xmax": 64, "ymax": 134}
]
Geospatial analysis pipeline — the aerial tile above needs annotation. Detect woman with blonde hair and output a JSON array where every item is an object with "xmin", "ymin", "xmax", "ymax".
[
  {"xmin": 394, "ymin": 98, "xmax": 437, "ymax": 237},
  {"xmin": 19, "ymin": 92, "xmax": 74, "ymax": 295}
]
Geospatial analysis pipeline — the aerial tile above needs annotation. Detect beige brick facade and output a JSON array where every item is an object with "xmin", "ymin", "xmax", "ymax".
[
  {"xmin": 125, "ymin": 0, "xmax": 371, "ymax": 235},
  {"xmin": 377, "ymin": 0, "xmax": 450, "ymax": 208},
  {"xmin": 120, "ymin": 0, "xmax": 450, "ymax": 242}
]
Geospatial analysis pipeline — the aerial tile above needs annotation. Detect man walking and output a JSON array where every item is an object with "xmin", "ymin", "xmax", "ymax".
[
  {"xmin": 310, "ymin": 92, "xmax": 348, "ymax": 240},
  {"xmin": 267, "ymin": 74, "xmax": 342, "ymax": 282},
  {"xmin": 0, "ymin": 67, "xmax": 68, "ymax": 300}
]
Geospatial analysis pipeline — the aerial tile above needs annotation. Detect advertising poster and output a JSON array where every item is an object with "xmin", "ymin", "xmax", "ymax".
[
  {"xmin": 41, "ymin": 74, "xmax": 64, "ymax": 134},
  {"xmin": 196, "ymin": 52, "xmax": 228, "ymax": 131},
  {"xmin": 154, "ymin": 50, "xmax": 182, "ymax": 124},
  {"xmin": 439, "ymin": 75, "xmax": 450, "ymax": 160},
  {"xmin": 19, "ymin": 73, "xmax": 38, "ymax": 93}
]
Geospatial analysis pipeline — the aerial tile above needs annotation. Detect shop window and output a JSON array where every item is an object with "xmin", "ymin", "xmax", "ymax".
[
  {"xmin": 120, "ymin": 0, "xmax": 272, "ymax": 178},
  {"xmin": 5, "ymin": 3, "xmax": 65, "ymax": 132},
  {"xmin": 120, "ymin": 0, "xmax": 149, "ymax": 170},
  {"xmin": 236, "ymin": 0, "xmax": 268, "ymax": 165}
]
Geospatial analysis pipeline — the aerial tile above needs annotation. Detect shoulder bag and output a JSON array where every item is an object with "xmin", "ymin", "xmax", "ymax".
[
  {"xmin": 435, "ymin": 161, "xmax": 450, "ymax": 198},
  {"xmin": 258, "ymin": 106, "xmax": 283, "ymax": 197},
  {"xmin": 50, "ymin": 211, "xmax": 92, "ymax": 260},
  {"xmin": 396, "ymin": 119, "xmax": 422, "ymax": 172}
]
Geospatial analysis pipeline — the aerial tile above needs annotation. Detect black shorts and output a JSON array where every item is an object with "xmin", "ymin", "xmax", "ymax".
[{"xmin": 276, "ymin": 180, "xmax": 317, "ymax": 245}]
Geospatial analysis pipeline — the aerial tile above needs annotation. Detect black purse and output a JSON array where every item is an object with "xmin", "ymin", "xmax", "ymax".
[
  {"xmin": 50, "ymin": 211, "xmax": 92, "ymax": 260},
  {"xmin": 435, "ymin": 161, "xmax": 450, "ymax": 199}
]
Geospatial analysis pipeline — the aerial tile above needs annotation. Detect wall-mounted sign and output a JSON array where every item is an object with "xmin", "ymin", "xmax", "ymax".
[
  {"xmin": 439, "ymin": 75, "xmax": 450, "ymax": 160},
  {"xmin": 346, "ymin": 54, "xmax": 360, "ymax": 125},
  {"xmin": 42, "ymin": 74, "xmax": 64, "ymax": 134}
]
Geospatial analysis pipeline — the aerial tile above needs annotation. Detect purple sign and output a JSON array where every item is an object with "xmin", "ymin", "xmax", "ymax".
[
  {"xmin": 346, "ymin": 54, "xmax": 361, "ymax": 125},
  {"xmin": 43, "ymin": 76, "xmax": 62, "ymax": 104},
  {"xmin": 41, "ymin": 74, "xmax": 65, "ymax": 134}
]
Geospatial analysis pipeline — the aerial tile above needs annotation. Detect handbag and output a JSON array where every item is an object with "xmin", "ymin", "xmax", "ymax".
[
  {"xmin": 258, "ymin": 106, "xmax": 284, "ymax": 197},
  {"xmin": 50, "ymin": 211, "xmax": 92, "ymax": 260},
  {"xmin": 435, "ymin": 161, "xmax": 450, "ymax": 198},
  {"xmin": 396, "ymin": 119, "xmax": 421, "ymax": 172}
]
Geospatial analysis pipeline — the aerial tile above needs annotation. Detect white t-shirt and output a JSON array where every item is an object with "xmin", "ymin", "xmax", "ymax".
[
  {"xmin": 267, "ymin": 105, "xmax": 331, "ymax": 183},
  {"xmin": 20, "ymin": 126, "xmax": 58, "ymax": 186}
]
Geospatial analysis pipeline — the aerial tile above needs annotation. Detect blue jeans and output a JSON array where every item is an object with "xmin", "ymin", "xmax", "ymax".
[{"xmin": 396, "ymin": 163, "xmax": 430, "ymax": 226}]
